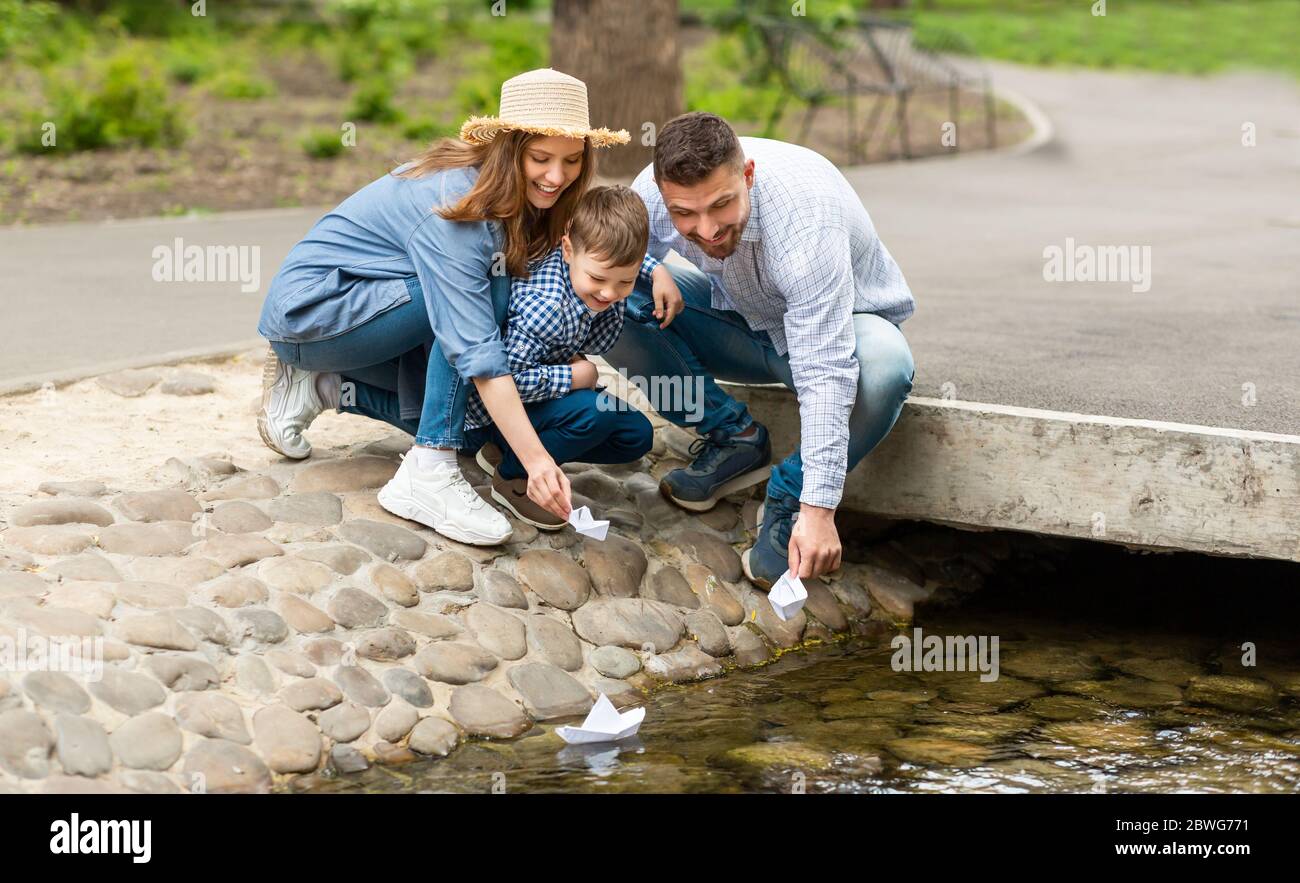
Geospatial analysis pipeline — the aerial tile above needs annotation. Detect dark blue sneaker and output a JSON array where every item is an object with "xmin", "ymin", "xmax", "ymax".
[
  {"xmin": 659, "ymin": 423, "xmax": 772, "ymax": 512},
  {"xmin": 741, "ymin": 493, "xmax": 799, "ymax": 589}
]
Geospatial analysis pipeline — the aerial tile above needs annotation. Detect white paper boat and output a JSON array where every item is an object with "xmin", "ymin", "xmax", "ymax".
[
  {"xmin": 568, "ymin": 505, "xmax": 609, "ymax": 541},
  {"xmin": 767, "ymin": 570, "xmax": 808, "ymax": 621},
  {"xmin": 555, "ymin": 693, "xmax": 645, "ymax": 744}
]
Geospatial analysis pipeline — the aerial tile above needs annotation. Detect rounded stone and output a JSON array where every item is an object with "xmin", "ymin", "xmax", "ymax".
[
  {"xmin": 303, "ymin": 637, "xmax": 346, "ymax": 667},
  {"xmin": 277, "ymin": 595, "xmax": 335, "ymax": 634},
  {"xmin": 0, "ymin": 709, "xmax": 54, "ymax": 778},
  {"xmin": 234, "ymin": 654, "xmax": 278, "ymax": 698},
  {"xmin": 582, "ymin": 535, "xmax": 647, "ymax": 598},
  {"xmin": 408, "ymin": 717, "xmax": 460, "ymax": 756},
  {"xmin": 161, "ymin": 371, "xmax": 217, "ymax": 396},
  {"xmin": 803, "ymin": 582, "xmax": 849, "ymax": 632},
  {"xmin": 524, "ymin": 615, "xmax": 584, "ymax": 671},
  {"xmin": 109, "ymin": 713, "xmax": 183, "ymax": 771},
  {"xmin": 45, "ymin": 553, "xmax": 121, "ymax": 582},
  {"xmin": 182, "ymin": 738, "xmax": 272, "ymax": 793},
  {"xmin": 465, "ymin": 603, "xmax": 527, "ymax": 660},
  {"xmin": 742, "ymin": 589, "xmax": 806, "ymax": 649},
  {"xmin": 731, "ymin": 627, "xmax": 772, "ymax": 667},
  {"xmin": 233, "ymin": 608, "xmax": 290, "ymax": 645},
  {"xmin": 330, "ymin": 744, "xmax": 369, "ymax": 773},
  {"xmin": 677, "ymin": 530, "xmax": 742, "ymax": 582},
  {"xmin": 507, "ymin": 662, "xmax": 593, "ymax": 720},
  {"xmin": 260, "ymin": 558, "xmax": 333, "ymax": 595},
  {"xmin": 375, "ymin": 701, "xmax": 419, "ymax": 742},
  {"xmin": 411, "ymin": 552, "xmax": 474, "ymax": 592},
  {"xmin": 448, "ymin": 685, "xmax": 531, "ymax": 738},
  {"xmin": 267, "ymin": 492, "xmax": 344, "ymax": 526},
  {"xmin": 686, "ymin": 565, "xmax": 745, "ymax": 625},
  {"xmin": 254, "ymin": 705, "xmax": 322, "ymax": 774},
  {"xmin": 355, "ymin": 627, "xmax": 417, "ymax": 661},
  {"xmin": 391, "ymin": 610, "xmax": 461, "ymax": 640},
  {"xmin": 210, "ymin": 501, "xmax": 273, "ymax": 534},
  {"xmin": 172, "ymin": 607, "xmax": 232, "ymax": 646},
  {"xmin": 202, "ymin": 577, "xmax": 269, "ymax": 611},
  {"xmin": 569, "ymin": 470, "xmax": 626, "ymax": 506},
  {"xmin": 130, "ymin": 556, "xmax": 225, "ymax": 587},
  {"xmin": 280, "ymin": 677, "xmax": 344, "ymax": 712},
  {"xmin": 266, "ymin": 649, "xmax": 316, "ymax": 678},
  {"xmin": 685, "ymin": 609, "xmax": 732, "ymax": 657},
  {"xmin": 143, "ymin": 654, "xmax": 220, "ymax": 691},
  {"xmin": 333, "ymin": 666, "xmax": 391, "ymax": 708},
  {"xmin": 191, "ymin": 533, "xmax": 283, "ymax": 569},
  {"xmin": 11, "ymin": 499, "xmax": 114, "ymax": 528},
  {"xmin": 319, "ymin": 702, "xmax": 370, "ymax": 742},
  {"xmin": 414, "ymin": 642, "xmax": 498, "ymax": 685},
  {"xmin": 645, "ymin": 567, "xmax": 700, "ymax": 608},
  {"xmin": 175, "ymin": 693, "xmax": 251, "ymax": 744},
  {"xmin": 516, "ymin": 549, "xmax": 591, "ymax": 610},
  {"xmin": 645, "ymin": 644, "xmax": 724, "ymax": 682},
  {"xmin": 339, "ymin": 520, "xmax": 426, "ymax": 561},
  {"xmin": 371, "ymin": 563, "xmax": 418, "ymax": 607},
  {"xmin": 97, "ymin": 368, "xmax": 159, "ymax": 397},
  {"xmin": 114, "ymin": 580, "xmax": 187, "ymax": 609},
  {"xmin": 590, "ymin": 645, "xmax": 641, "ymax": 679},
  {"xmin": 0, "ymin": 571, "xmax": 49, "ymax": 600},
  {"xmin": 570, "ymin": 598, "xmax": 685, "ymax": 653},
  {"xmin": 54, "ymin": 713, "xmax": 112, "ymax": 777},
  {"xmin": 23, "ymin": 671, "xmax": 91, "ymax": 714},
  {"xmin": 7, "ymin": 604, "xmax": 102, "ymax": 638},
  {"xmin": 327, "ymin": 587, "xmax": 388, "ymax": 629},
  {"xmin": 291, "ymin": 456, "xmax": 399, "ymax": 493},
  {"xmin": 298, "ymin": 544, "xmax": 369, "ymax": 575},
  {"xmin": 478, "ymin": 570, "xmax": 528, "ymax": 609},
  {"xmin": 1185, "ymin": 675, "xmax": 1277, "ymax": 713},
  {"xmin": 112, "ymin": 613, "xmax": 198, "ymax": 651},
  {"xmin": 38, "ymin": 480, "xmax": 108, "ymax": 497},
  {"xmin": 97, "ymin": 521, "xmax": 195, "ymax": 556},
  {"xmin": 4, "ymin": 525, "xmax": 97, "ymax": 555},
  {"xmin": 199, "ymin": 474, "xmax": 282, "ymax": 502},
  {"xmin": 381, "ymin": 669, "xmax": 434, "ymax": 707},
  {"xmin": 115, "ymin": 489, "xmax": 201, "ymax": 523}
]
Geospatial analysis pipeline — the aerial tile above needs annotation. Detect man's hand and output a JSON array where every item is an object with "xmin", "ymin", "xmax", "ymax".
[
  {"xmin": 787, "ymin": 504, "xmax": 842, "ymax": 580},
  {"xmin": 569, "ymin": 355, "xmax": 598, "ymax": 389},
  {"xmin": 650, "ymin": 264, "xmax": 684, "ymax": 329}
]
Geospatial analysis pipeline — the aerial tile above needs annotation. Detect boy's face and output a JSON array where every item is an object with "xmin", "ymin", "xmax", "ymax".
[{"xmin": 562, "ymin": 236, "xmax": 641, "ymax": 312}]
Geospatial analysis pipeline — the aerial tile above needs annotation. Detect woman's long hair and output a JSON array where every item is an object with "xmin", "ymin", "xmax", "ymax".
[{"xmin": 396, "ymin": 131, "xmax": 594, "ymax": 277}]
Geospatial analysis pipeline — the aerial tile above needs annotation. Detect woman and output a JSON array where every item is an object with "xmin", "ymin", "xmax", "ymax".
[{"xmin": 255, "ymin": 68, "xmax": 683, "ymax": 545}]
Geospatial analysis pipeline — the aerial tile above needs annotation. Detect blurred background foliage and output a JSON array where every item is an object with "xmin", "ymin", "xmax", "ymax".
[{"xmin": 0, "ymin": 0, "xmax": 1294, "ymax": 222}]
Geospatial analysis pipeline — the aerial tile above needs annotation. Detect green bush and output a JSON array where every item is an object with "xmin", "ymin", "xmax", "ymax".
[
  {"xmin": 206, "ymin": 68, "xmax": 276, "ymax": 100},
  {"xmin": 17, "ymin": 49, "xmax": 187, "ymax": 153},
  {"xmin": 301, "ymin": 128, "xmax": 346, "ymax": 159},
  {"xmin": 401, "ymin": 116, "xmax": 458, "ymax": 142},
  {"xmin": 0, "ymin": 0, "xmax": 58, "ymax": 61},
  {"xmin": 348, "ymin": 77, "xmax": 401, "ymax": 123}
]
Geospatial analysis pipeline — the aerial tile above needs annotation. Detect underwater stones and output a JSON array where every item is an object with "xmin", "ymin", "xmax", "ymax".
[
  {"xmin": 644, "ymin": 644, "xmax": 724, "ymax": 683},
  {"xmin": 408, "ymin": 717, "xmax": 460, "ymax": 757},
  {"xmin": 1185, "ymin": 675, "xmax": 1278, "ymax": 713},
  {"xmin": 885, "ymin": 737, "xmax": 994, "ymax": 768},
  {"xmin": 717, "ymin": 741, "xmax": 836, "ymax": 774}
]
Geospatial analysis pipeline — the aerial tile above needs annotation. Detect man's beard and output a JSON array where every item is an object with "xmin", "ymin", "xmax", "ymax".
[{"xmin": 691, "ymin": 226, "xmax": 739, "ymax": 259}]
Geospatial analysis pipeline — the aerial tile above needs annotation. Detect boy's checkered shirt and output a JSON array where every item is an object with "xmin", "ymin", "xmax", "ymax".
[{"xmin": 464, "ymin": 245, "xmax": 658, "ymax": 430}]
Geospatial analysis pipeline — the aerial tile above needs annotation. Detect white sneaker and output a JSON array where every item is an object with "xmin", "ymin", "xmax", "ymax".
[
  {"xmin": 257, "ymin": 348, "xmax": 325, "ymax": 460},
  {"xmin": 377, "ymin": 454, "xmax": 513, "ymax": 546}
]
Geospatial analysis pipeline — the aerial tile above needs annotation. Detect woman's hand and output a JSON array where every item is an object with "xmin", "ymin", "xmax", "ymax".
[
  {"xmin": 569, "ymin": 355, "xmax": 598, "ymax": 390},
  {"xmin": 651, "ymin": 264, "xmax": 685, "ymax": 329},
  {"xmin": 523, "ymin": 453, "xmax": 572, "ymax": 521}
]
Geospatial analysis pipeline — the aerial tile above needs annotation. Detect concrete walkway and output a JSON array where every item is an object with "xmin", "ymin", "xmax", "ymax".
[{"xmin": 2, "ymin": 62, "xmax": 1296, "ymax": 431}]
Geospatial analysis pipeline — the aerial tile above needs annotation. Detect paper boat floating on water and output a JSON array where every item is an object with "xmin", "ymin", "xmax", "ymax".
[
  {"xmin": 556, "ymin": 693, "xmax": 645, "ymax": 745},
  {"xmin": 767, "ymin": 571, "xmax": 808, "ymax": 621},
  {"xmin": 568, "ymin": 505, "xmax": 609, "ymax": 541}
]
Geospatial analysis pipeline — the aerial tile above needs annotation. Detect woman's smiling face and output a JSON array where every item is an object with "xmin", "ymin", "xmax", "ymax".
[{"xmin": 522, "ymin": 135, "xmax": 585, "ymax": 210}]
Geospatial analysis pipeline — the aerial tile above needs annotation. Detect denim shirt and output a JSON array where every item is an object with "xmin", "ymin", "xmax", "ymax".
[{"xmin": 258, "ymin": 164, "xmax": 512, "ymax": 381}]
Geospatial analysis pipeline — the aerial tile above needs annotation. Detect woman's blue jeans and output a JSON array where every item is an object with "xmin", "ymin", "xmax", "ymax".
[
  {"xmin": 603, "ymin": 261, "xmax": 915, "ymax": 503},
  {"xmin": 269, "ymin": 275, "xmax": 504, "ymax": 449}
]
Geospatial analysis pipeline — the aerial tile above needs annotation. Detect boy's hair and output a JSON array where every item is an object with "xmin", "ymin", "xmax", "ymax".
[
  {"xmin": 567, "ymin": 185, "xmax": 649, "ymax": 267},
  {"xmin": 653, "ymin": 112, "xmax": 744, "ymax": 186}
]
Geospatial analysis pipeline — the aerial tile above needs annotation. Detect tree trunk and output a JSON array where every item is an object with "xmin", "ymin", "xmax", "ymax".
[{"xmin": 550, "ymin": 0, "xmax": 683, "ymax": 179}]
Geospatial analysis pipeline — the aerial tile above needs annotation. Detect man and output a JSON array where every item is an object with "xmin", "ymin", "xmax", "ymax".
[{"xmin": 607, "ymin": 112, "xmax": 915, "ymax": 588}]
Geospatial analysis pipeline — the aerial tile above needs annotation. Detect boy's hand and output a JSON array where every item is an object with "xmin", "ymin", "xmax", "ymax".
[
  {"xmin": 569, "ymin": 356, "xmax": 598, "ymax": 390},
  {"xmin": 651, "ymin": 264, "xmax": 684, "ymax": 329}
]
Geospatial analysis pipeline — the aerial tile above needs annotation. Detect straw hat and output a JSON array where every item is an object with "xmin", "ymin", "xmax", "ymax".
[{"xmin": 459, "ymin": 68, "xmax": 630, "ymax": 149}]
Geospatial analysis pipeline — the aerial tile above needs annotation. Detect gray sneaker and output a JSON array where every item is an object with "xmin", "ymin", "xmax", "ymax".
[{"xmin": 659, "ymin": 423, "xmax": 771, "ymax": 512}]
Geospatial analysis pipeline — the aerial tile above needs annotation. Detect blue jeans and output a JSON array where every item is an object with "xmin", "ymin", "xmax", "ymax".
[
  {"xmin": 463, "ymin": 389, "xmax": 653, "ymax": 481},
  {"xmin": 603, "ymin": 262, "xmax": 915, "ymax": 502},
  {"xmin": 270, "ymin": 275, "xmax": 507, "ymax": 449}
]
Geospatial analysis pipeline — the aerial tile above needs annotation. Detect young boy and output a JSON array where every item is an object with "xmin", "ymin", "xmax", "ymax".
[{"xmin": 465, "ymin": 185, "xmax": 656, "ymax": 530}]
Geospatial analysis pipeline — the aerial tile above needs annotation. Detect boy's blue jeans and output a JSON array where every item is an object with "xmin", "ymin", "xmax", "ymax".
[
  {"xmin": 604, "ymin": 261, "xmax": 914, "ymax": 502},
  {"xmin": 270, "ymin": 275, "xmax": 653, "ymax": 473}
]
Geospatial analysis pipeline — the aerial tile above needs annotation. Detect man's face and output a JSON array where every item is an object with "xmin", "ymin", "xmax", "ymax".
[
  {"xmin": 562, "ymin": 236, "xmax": 640, "ymax": 313},
  {"xmin": 659, "ymin": 159, "xmax": 755, "ymax": 259}
]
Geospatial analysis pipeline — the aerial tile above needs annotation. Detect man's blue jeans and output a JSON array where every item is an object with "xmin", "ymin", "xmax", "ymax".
[
  {"xmin": 603, "ymin": 261, "xmax": 914, "ymax": 502},
  {"xmin": 270, "ymin": 275, "xmax": 505, "ymax": 449}
]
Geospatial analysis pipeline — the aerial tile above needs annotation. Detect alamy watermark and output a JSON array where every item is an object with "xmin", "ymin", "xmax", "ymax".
[
  {"xmin": 0, "ymin": 628, "xmax": 105, "ymax": 682},
  {"xmin": 599, "ymin": 368, "xmax": 706, "ymax": 424},
  {"xmin": 1042, "ymin": 237, "xmax": 1152, "ymax": 293},
  {"xmin": 891, "ymin": 627, "xmax": 1000, "ymax": 682},
  {"xmin": 151, "ymin": 237, "xmax": 261, "ymax": 293}
]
